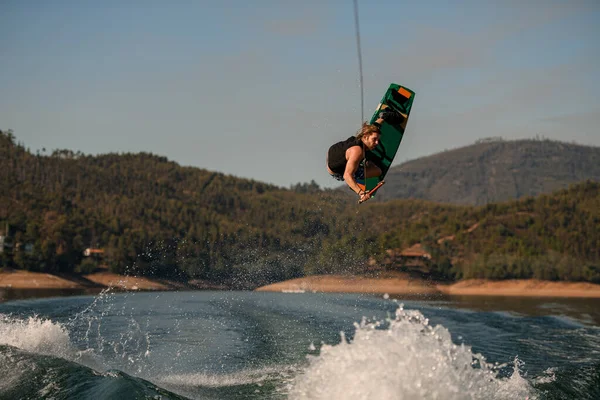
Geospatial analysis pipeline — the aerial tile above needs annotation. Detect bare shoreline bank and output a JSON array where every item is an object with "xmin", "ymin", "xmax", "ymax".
[
  {"xmin": 255, "ymin": 274, "xmax": 600, "ymax": 298},
  {"xmin": 0, "ymin": 270, "xmax": 225, "ymax": 292},
  {"xmin": 2, "ymin": 270, "xmax": 600, "ymax": 299}
]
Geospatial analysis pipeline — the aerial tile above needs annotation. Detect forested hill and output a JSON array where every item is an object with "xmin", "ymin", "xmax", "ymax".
[
  {"xmin": 0, "ymin": 129, "xmax": 352, "ymax": 286},
  {"xmin": 377, "ymin": 138, "xmax": 600, "ymax": 205},
  {"xmin": 1, "ymin": 130, "xmax": 599, "ymax": 286}
]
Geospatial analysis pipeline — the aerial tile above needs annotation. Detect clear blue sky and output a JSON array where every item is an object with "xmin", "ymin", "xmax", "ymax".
[{"xmin": 1, "ymin": 0, "xmax": 599, "ymax": 188}]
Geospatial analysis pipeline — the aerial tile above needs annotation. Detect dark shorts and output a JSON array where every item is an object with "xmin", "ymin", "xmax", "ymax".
[{"xmin": 330, "ymin": 163, "xmax": 365, "ymax": 182}]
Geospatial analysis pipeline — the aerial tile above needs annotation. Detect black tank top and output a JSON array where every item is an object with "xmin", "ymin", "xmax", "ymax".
[{"xmin": 327, "ymin": 136, "xmax": 363, "ymax": 175}]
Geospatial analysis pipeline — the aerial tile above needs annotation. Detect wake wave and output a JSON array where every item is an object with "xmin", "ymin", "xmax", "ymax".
[
  {"xmin": 0, "ymin": 314, "xmax": 183, "ymax": 399},
  {"xmin": 288, "ymin": 305, "xmax": 534, "ymax": 400},
  {"xmin": 0, "ymin": 314, "xmax": 74, "ymax": 356},
  {"xmin": 0, "ymin": 304, "xmax": 540, "ymax": 399}
]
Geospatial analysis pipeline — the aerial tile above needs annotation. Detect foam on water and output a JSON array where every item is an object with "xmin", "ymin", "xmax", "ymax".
[
  {"xmin": 158, "ymin": 364, "xmax": 298, "ymax": 388},
  {"xmin": 0, "ymin": 314, "xmax": 74, "ymax": 356},
  {"xmin": 288, "ymin": 305, "xmax": 535, "ymax": 400}
]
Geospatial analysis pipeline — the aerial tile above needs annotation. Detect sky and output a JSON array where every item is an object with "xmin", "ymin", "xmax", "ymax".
[{"xmin": 1, "ymin": 0, "xmax": 599, "ymax": 189}]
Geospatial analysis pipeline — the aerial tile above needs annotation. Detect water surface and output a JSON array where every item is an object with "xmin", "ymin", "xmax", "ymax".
[{"xmin": 0, "ymin": 290, "xmax": 598, "ymax": 399}]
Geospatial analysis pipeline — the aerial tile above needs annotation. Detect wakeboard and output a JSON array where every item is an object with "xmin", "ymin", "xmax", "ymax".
[{"xmin": 357, "ymin": 83, "xmax": 415, "ymax": 202}]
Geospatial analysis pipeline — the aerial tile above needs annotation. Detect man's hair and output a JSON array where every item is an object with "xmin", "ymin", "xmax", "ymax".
[{"xmin": 356, "ymin": 122, "xmax": 380, "ymax": 140}]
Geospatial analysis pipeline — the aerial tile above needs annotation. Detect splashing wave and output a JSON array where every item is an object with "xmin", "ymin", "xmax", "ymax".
[{"xmin": 288, "ymin": 306, "xmax": 534, "ymax": 400}]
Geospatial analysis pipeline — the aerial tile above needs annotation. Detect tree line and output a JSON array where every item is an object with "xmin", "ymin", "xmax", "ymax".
[{"xmin": 1, "ymin": 129, "xmax": 599, "ymax": 287}]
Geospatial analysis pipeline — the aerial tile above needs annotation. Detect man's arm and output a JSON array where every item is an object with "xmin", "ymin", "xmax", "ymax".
[{"xmin": 343, "ymin": 146, "xmax": 365, "ymax": 195}]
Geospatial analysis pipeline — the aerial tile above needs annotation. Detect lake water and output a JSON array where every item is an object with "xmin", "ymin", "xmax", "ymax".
[{"xmin": 0, "ymin": 290, "xmax": 599, "ymax": 399}]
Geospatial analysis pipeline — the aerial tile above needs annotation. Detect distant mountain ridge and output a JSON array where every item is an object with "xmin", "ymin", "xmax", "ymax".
[{"xmin": 376, "ymin": 138, "xmax": 600, "ymax": 205}]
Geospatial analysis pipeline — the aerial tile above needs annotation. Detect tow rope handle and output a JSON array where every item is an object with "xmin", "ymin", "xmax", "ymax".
[{"xmin": 358, "ymin": 180, "xmax": 385, "ymax": 204}]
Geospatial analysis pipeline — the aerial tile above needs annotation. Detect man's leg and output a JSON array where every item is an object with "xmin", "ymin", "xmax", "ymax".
[{"xmin": 365, "ymin": 161, "xmax": 382, "ymax": 179}]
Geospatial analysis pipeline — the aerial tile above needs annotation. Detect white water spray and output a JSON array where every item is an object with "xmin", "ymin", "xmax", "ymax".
[
  {"xmin": 288, "ymin": 305, "xmax": 534, "ymax": 400},
  {"xmin": 0, "ymin": 314, "xmax": 73, "ymax": 356}
]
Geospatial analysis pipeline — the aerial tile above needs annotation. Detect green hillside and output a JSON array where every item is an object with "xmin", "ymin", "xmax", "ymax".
[
  {"xmin": 377, "ymin": 138, "xmax": 600, "ymax": 205},
  {"xmin": 1, "ymin": 130, "xmax": 599, "ymax": 286}
]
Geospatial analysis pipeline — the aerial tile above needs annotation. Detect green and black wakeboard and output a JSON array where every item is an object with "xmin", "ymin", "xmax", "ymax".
[{"xmin": 358, "ymin": 83, "xmax": 415, "ymax": 198}]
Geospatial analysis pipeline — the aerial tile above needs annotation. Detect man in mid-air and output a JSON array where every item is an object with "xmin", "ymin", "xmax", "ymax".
[{"xmin": 326, "ymin": 109, "xmax": 403, "ymax": 202}]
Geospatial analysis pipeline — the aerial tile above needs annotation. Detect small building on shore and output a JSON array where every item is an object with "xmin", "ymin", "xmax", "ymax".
[
  {"xmin": 368, "ymin": 243, "xmax": 433, "ymax": 272},
  {"xmin": 397, "ymin": 243, "xmax": 432, "ymax": 260},
  {"xmin": 84, "ymin": 248, "xmax": 105, "ymax": 257}
]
